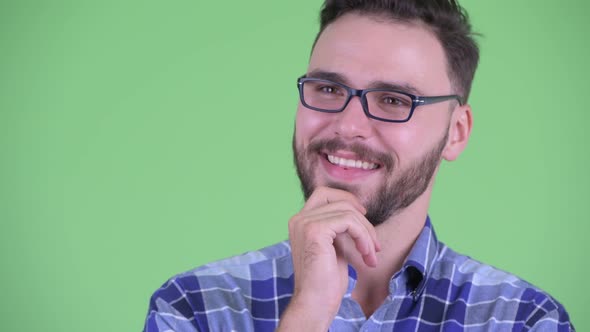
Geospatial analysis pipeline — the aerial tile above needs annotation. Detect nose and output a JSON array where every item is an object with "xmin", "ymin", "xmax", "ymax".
[{"xmin": 333, "ymin": 95, "xmax": 374, "ymax": 139}]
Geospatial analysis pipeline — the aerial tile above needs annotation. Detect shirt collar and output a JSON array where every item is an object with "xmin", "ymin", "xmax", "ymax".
[
  {"xmin": 398, "ymin": 215, "xmax": 440, "ymax": 300},
  {"xmin": 345, "ymin": 216, "xmax": 440, "ymax": 300}
]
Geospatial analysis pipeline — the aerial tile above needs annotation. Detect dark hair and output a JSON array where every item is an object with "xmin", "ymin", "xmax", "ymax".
[{"xmin": 314, "ymin": 0, "xmax": 480, "ymax": 102}]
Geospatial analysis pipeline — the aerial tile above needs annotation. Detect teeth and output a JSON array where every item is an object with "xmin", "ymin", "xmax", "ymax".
[{"xmin": 327, "ymin": 154, "xmax": 378, "ymax": 170}]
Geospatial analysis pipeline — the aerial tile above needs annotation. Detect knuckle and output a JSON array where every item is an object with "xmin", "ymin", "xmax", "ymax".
[
  {"xmin": 288, "ymin": 214, "xmax": 303, "ymax": 230},
  {"xmin": 302, "ymin": 222, "xmax": 321, "ymax": 238}
]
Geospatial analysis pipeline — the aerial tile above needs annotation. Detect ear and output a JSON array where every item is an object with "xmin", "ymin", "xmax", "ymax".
[{"xmin": 442, "ymin": 103, "xmax": 473, "ymax": 161}]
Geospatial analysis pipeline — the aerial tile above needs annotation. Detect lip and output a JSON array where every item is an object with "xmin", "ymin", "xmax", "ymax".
[
  {"xmin": 321, "ymin": 150, "xmax": 381, "ymax": 166},
  {"xmin": 318, "ymin": 152, "xmax": 380, "ymax": 182}
]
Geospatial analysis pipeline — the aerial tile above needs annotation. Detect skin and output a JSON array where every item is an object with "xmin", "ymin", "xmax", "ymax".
[{"xmin": 277, "ymin": 13, "xmax": 473, "ymax": 331}]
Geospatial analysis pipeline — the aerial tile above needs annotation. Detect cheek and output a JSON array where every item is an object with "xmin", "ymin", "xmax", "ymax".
[
  {"xmin": 375, "ymin": 120, "xmax": 441, "ymax": 166},
  {"xmin": 295, "ymin": 104, "xmax": 333, "ymax": 144},
  {"xmin": 375, "ymin": 122, "xmax": 418, "ymax": 159}
]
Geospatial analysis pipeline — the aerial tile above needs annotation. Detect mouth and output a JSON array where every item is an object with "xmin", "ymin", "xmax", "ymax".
[
  {"xmin": 317, "ymin": 150, "xmax": 382, "ymax": 182},
  {"xmin": 325, "ymin": 153, "xmax": 380, "ymax": 170}
]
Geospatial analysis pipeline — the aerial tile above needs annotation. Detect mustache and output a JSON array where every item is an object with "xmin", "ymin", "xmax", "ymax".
[{"xmin": 308, "ymin": 138, "xmax": 394, "ymax": 172}]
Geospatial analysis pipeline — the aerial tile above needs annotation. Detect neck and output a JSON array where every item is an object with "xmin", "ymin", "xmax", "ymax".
[{"xmin": 350, "ymin": 187, "xmax": 432, "ymax": 317}]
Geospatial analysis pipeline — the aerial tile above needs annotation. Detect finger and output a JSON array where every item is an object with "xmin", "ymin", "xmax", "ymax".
[
  {"xmin": 323, "ymin": 212, "xmax": 378, "ymax": 267},
  {"xmin": 313, "ymin": 201, "xmax": 379, "ymax": 252},
  {"xmin": 303, "ymin": 186, "xmax": 366, "ymax": 214},
  {"xmin": 293, "ymin": 210, "xmax": 374, "ymax": 256},
  {"xmin": 298, "ymin": 200, "xmax": 365, "ymax": 218},
  {"xmin": 297, "ymin": 201, "xmax": 380, "ymax": 256},
  {"xmin": 334, "ymin": 232, "xmax": 378, "ymax": 269},
  {"xmin": 289, "ymin": 209, "xmax": 353, "ymax": 237}
]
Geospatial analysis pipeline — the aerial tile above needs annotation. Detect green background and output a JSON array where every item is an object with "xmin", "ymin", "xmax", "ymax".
[{"xmin": 1, "ymin": 0, "xmax": 588, "ymax": 331}]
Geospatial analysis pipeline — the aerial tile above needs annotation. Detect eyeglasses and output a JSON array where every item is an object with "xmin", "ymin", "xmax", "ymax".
[{"xmin": 297, "ymin": 75, "xmax": 463, "ymax": 123}]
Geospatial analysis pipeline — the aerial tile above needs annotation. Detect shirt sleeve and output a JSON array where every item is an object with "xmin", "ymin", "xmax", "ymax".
[
  {"xmin": 528, "ymin": 307, "xmax": 575, "ymax": 332},
  {"xmin": 144, "ymin": 300, "xmax": 201, "ymax": 332},
  {"xmin": 143, "ymin": 279, "xmax": 203, "ymax": 332}
]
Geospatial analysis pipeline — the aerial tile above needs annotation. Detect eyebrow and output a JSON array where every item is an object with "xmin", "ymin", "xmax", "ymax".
[{"xmin": 306, "ymin": 69, "xmax": 425, "ymax": 96}]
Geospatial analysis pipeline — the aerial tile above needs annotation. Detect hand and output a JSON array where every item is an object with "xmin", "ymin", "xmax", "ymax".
[{"xmin": 277, "ymin": 187, "xmax": 380, "ymax": 331}]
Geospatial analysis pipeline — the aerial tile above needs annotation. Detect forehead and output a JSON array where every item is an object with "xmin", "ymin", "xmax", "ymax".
[{"xmin": 309, "ymin": 13, "xmax": 452, "ymax": 95}]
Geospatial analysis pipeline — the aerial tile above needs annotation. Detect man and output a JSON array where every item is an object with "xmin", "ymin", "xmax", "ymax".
[{"xmin": 144, "ymin": 0, "xmax": 573, "ymax": 331}]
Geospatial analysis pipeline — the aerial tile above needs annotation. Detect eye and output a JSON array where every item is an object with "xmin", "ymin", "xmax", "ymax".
[
  {"xmin": 317, "ymin": 84, "xmax": 343, "ymax": 95},
  {"xmin": 371, "ymin": 91, "xmax": 412, "ymax": 109},
  {"xmin": 382, "ymin": 95, "xmax": 409, "ymax": 106},
  {"xmin": 383, "ymin": 97, "xmax": 399, "ymax": 104}
]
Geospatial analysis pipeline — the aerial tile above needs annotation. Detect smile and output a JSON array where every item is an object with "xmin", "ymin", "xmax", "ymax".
[{"xmin": 326, "ymin": 154, "xmax": 379, "ymax": 170}]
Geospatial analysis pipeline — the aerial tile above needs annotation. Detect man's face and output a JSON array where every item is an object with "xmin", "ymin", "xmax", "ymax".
[{"xmin": 294, "ymin": 14, "xmax": 459, "ymax": 225}]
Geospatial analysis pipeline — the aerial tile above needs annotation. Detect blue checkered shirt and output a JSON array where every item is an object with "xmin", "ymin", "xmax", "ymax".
[{"xmin": 144, "ymin": 218, "xmax": 574, "ymax": 331}]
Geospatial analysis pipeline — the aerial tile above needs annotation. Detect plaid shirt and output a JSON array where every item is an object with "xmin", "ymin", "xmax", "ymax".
[{"xmin": 144, "ymin": 218, "xmax": 574, "ymax": 331}]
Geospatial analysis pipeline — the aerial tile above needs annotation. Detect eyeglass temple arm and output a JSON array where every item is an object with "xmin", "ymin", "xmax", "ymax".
[{"xmin": 416, "ymin": 95, "xmax": 464, "ymax": 106}]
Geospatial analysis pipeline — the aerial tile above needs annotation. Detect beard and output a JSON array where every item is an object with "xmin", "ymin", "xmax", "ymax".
[{"xmin": 293, "ymin": 131, "xmax": 448, "ymax": 226}]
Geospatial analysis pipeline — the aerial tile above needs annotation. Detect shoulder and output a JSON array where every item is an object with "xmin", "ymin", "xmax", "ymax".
[
  {"xmin": 431, "ymin": 244, "xmax": 573, "ymax": 330},
  {"xmin": 178, "ymin": 240, "xmax": 293, "ymax": 281},
  {"xmin": 144, "ymin": 241, "xmax": 294, "ymax": 332},
  {"xmin": 154, "ymin": 240, "xmax": 293, "ymax": 298}
]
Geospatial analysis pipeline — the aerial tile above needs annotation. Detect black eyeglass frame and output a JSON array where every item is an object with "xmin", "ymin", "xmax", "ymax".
[{"xmin": 297, "ymin": 75, "xmax": 464, "ymax": 123}]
